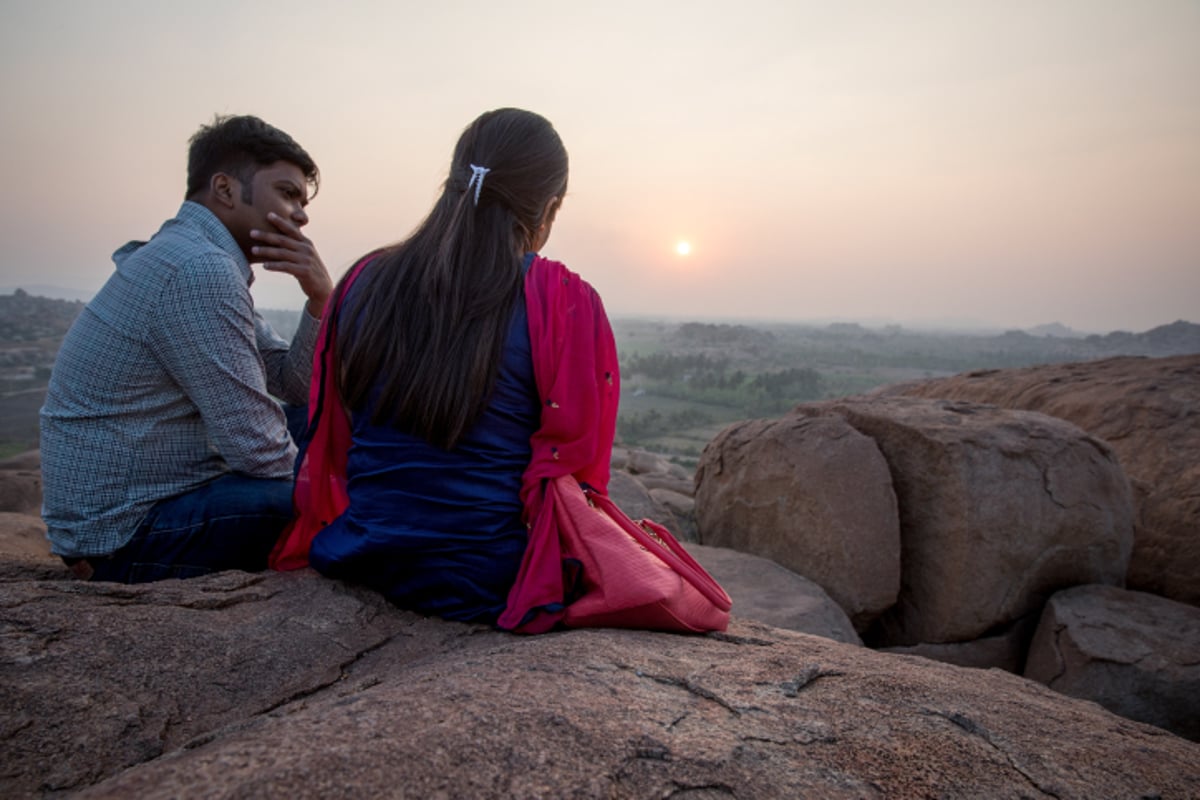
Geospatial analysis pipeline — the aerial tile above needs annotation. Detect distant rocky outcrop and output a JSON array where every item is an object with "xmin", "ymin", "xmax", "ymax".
[
  {"xmin": 0, "ymin": 290, "xmax": 84, "ymax": 344},
  {"xmin": 1083, "ymin": 320, "xmax": 1200, "ymax": 357},
  {"xmin": 879, "ymin": 353, "xmax": 1200, "ymax": 605},
  {"xmin": 2, "ymin": 562, "xmax": 1197, "ymax": 798}
]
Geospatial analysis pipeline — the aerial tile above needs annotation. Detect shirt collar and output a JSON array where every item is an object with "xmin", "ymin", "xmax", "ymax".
[{"xmin": 175, "ymin": 201, "xmax": 254, "ymax": 286}]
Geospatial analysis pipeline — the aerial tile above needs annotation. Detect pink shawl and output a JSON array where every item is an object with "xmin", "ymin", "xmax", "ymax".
[{"xmin": 497, "ymin": 256, "xmax": 619, "ymax": 632}]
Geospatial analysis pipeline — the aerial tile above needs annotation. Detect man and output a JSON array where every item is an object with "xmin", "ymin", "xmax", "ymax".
[{"xmin": 40, "ymin": 115, "xmax": 332, "ymax": 582}]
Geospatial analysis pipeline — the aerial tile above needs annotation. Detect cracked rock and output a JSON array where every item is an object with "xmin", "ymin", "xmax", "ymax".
[
  {"xmin": 1, "ymin": 559, "xmax": 1198, "ymax": 798},
  {"xmin": 792, "ymin": 395, "xmax": 1134, "ymax": 646},
  {"xmin": 881, "ymin": 354, "xmax": 1200, "ymax": 606},
  {"xmin": 1025, "ymin": 583, "xmax": 1200, "ymax": 741}
]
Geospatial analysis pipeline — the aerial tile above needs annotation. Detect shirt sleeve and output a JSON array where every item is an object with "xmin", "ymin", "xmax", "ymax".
[
  {"xmin": 150, "ymin": 256, "xmax": 297, "ymax": 477},
  {"xmin": 256, "ymin": 307, "xmax": 320, "ymax": 405}
]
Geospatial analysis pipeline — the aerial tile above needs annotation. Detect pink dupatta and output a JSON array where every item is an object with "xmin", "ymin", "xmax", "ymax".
[
  {"xmin": 497, "ymin": 256, "xmax": 619, "ymax": 632},
  {"xmin": 268, "ymin": 254, "xmax": 375, "ymax": 571}
]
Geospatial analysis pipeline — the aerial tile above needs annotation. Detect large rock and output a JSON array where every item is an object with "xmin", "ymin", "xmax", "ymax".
[
  {"xmin": 882, "ymin": 354, "xmax": 1200, "ymax": 604},
  {"xmin": 686, "ymin": 543, "xmax": 861, "ymax": 644},
  {"xmin": 882, "ymin": 613, "xmax": 1040, "ymax": 673},
  {"xmin": 612, "ymin": 447, "xmax": 698, "ymax": 539},
  {"xmin": 0, "ymin": 449, "xmax": 40, "ymax": 472},
  {"xmin": 695, "ymin": 414, "xmax": 900, "ymax": 631},
  {"xmin": 1, "ymin": 561, "xmax": 1196, "ymax": 798},
  {"xmin": 0, "ymin": 468, "xmax": 41, "ymax": 515},
  {"xmin": 0, "ymin": 565, "xmax": 413, "ymax": 795},
  {"xmin": 1024, "ymin": 584, "xmax": 1200, "ymax": 741},
  {"xmin": 648, "ymin": 487, "xmax": 698, "ymax": 540},
  {"xmin": 640, "ymin": 473, "xmax": 696, "ymax": 496},
  {"xmin": 0, "ymin": 512, "xmax": 51, "ymax": 561},
  {"xmin": 796, "ymin": 396, "xmax": 1134, "ymax": 646},
  {"xmin": 607, "ymin": 470, "xmax": 684, "ymax": 538}
]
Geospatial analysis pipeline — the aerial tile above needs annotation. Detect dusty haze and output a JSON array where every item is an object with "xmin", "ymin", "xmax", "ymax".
[{"xmin": 0, "ymin": 1, "xmax": 1196, "ymax": 332}]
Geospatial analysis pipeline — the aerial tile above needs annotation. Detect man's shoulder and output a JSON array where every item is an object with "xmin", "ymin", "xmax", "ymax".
[{"xmin": 132, "ymin": 203, "xmax": 243, "ymax": 270}]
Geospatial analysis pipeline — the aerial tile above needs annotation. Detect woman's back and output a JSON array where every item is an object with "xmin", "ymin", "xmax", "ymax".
[
  {"xmin": 309, "ymin": 269, "xmax": 539, "ymax": 622},
  {"xmin": 300, "ymin": 108, "xmax": 574, "ymax": 624}
]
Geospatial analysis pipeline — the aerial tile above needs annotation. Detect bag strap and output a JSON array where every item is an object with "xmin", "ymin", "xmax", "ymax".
[{"xmin": 582, "ymin": 486, "xmax": 732, "ymax": 612}]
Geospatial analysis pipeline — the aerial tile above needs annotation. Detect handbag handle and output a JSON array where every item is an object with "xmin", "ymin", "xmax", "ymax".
[{"xmin": 582, "ymin": 487, "xmax": 732, "ymax": 612}]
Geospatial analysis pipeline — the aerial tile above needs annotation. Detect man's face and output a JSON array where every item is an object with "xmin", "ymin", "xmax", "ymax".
[{"xmin": 229, "ymin": 160, "xmax": 310, "ymax": 259}]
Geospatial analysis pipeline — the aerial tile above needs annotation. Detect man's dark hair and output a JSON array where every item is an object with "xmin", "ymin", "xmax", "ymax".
[{"xmin": 185, "ymin": 114, "xmax": 319, "ymax": 201}]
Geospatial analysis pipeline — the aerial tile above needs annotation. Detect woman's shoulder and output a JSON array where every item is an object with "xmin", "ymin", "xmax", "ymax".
[{"xmin": 525, "ymin": 254, "xmax": 594, "ymax": 296}]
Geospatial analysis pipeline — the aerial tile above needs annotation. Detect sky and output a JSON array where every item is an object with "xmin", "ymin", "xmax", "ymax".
[{"xmin": 0, "ymin": 1, "xmax": 1197, "ymax": 333}]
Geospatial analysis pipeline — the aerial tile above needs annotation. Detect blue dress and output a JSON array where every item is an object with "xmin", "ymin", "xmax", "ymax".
[{"xmin": 309, "ymin": 277, "xmax": 539, "ymax": 623}]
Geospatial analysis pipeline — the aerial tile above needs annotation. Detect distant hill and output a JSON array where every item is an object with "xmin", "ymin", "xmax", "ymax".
[
  {"xmin": 1084, "ymin": 320, "xmax": 1200, "ymax": 357},
  {"xmin": 0, "ymin": 290, "xmax": 85, "ymax": 346},
  {"xmin": 617, "ymin": 318, "xmax": 1200, "ymax": 370},
  {"xmin": 259, "ymin": 308, "xmax": 302, "ymax": 341},
  {"xmin": 1, "ymin": 288, "xmax": 1197, "ymax": 455},
  {"xmin": 1027, "ymin": 322, "xmax": 1085, "ymax": 338},
  {"xmin": 0, "ymin": 284, "xmax": 95, "ymax": 303}
]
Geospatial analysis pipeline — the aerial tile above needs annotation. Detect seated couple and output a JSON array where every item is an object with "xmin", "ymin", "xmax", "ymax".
[{"xmin": 41, "ymin": 109, "xmax": 617, "ymax": 630}]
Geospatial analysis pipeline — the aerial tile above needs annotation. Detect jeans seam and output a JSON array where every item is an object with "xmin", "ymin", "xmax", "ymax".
[{"xmin": 140, "ymin": 510, "xmax": 294, "ymax": 539}]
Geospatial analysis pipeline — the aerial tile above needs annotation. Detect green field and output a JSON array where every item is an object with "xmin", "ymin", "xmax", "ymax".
[{"xmin": 2, "ymin": 293, "xmax": 1196, "ymax": 461}]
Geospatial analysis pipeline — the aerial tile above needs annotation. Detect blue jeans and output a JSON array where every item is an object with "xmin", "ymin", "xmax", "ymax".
[{"xmin": 82, "ymin": 473, "xmax": 294, "ymax": 583}]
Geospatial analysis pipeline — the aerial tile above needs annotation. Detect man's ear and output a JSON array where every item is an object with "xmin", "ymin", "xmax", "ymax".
[{"xmin": 209, "ymin": 173, "xmax": 238, "ymax": 210}]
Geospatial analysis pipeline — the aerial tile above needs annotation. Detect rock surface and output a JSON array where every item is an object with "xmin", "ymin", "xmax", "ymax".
[
  {"xmin": 648, "ymin": 487, "xmax": 698, "ymax": 540},
  {"xmin": 881, "ymin": 614, "xmax": 1040, "ymax": 673},
  {"xmin": 687, "ymin": 543, "xmax": 861, "ymax": 644},
  {"xmin": 611, "ymin": 447, "xmax": 697, "ymax": 541},
  {"xmin": 607, "ymin": 470, "xmax": 685, "ymax": 539},
  {"xmin": 2, "ymin": 561, "xmax": 1197, "ymax": 799},
  {"xmin": 0, "ymin": 449, "xmax": 41, "ymax": 472},
  {"xmin": 881, "ymin": 354, "xmax": 1200, "ymax": 605},
  {"xmin": 695, "ymin": 414, "xmax": 901, "ymax": 631},
  {"xmin": 795, "ymin": 396, "xmax": 1134, "ymax": 646},
  {"xmin": 0, "ymin": 451, "xmax": 41, "ymax": 515},
  {"xmin": 0, "ymin": 512, "xmax": 50, "ymax": 561},
  {"xmin": 1024, "ymin": 583, "xmax": 1200, "ymax": 741}
]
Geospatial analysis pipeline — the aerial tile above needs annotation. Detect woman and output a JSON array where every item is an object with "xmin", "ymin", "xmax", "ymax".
[{"xmin": 281, "ymin": 109, "xmax": 619, "ymax": 629}]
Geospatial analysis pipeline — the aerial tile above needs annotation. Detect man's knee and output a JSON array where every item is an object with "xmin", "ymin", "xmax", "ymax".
[
  {"xmin": 250, "ymin": 477, "xmax": 296, "ymax": 519},
  {"xmin": 201, "ymin": 474, "xmax": 295, "ymax": 520}
]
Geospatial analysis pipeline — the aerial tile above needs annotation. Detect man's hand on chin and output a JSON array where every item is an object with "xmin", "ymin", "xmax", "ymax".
[{"xmin": 250, "ymin": 212, "xmax": 333, "ymax": 318}]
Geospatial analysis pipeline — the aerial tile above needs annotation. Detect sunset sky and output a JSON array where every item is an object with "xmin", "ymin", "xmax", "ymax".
[{"xmin": 1, "ymin": 1, "xmax": 1196, "ymax": 332}]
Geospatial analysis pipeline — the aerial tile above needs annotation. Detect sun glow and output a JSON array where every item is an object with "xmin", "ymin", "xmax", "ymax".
[{"xmin": 675, "ymin": 240, "xmax": 691, "ymax": 256}]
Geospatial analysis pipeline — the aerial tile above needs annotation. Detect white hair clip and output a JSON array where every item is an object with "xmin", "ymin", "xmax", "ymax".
[{"xmin": 466, "ymin": 164, "xmax": 491, "ymax": 206}]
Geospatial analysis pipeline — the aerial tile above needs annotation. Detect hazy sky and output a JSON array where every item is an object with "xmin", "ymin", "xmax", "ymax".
[{"xmin": 1, "ymin": 1, "xmax": 1197, "ymax": 332}]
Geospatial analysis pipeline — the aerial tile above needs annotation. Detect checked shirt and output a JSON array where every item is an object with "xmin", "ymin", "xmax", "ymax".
[{"xmin": 40, "ymin": 201, "xmax": 319, "ymax": 557}]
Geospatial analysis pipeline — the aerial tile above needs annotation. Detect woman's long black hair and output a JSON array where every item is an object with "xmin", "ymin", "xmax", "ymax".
[{"xmin": 335, "ymin": 108, "xmax": 569, "ymax": 449}]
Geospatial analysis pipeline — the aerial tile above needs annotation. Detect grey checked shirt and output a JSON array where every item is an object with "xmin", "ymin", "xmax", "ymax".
[{"xmin": 40, "ymin": 201, "xmax": 320, "ymax": 557}]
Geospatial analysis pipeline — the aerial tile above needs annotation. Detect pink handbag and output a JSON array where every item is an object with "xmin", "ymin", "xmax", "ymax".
[{"xmin": 550, "ymin": 475, "xmax": 732, "ymax": 633}]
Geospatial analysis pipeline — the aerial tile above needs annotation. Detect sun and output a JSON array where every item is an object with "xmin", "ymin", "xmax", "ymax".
[{"xmin": 675, "ymin": 240, "xmax": 692, "ymax": 257}]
